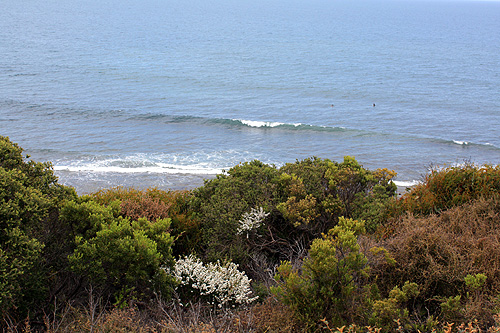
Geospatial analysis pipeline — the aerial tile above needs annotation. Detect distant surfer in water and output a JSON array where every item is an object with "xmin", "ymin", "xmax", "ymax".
[{"xmin": 373, "ymin": 103, "xmax": 376, "ymax": 107}]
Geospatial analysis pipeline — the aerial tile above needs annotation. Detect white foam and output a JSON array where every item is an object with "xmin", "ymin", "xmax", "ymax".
[
  {"xmin": 393, "ymin": 180, "xmax": 420, "ymax": 187},
  {"xmin": 453, "ymin": 140, "xmax": 469, "ymax": 145},
  {"xmin": 51, "ymin": 152, "xmax": 235, "ymax": 175},
  {"xmin": 237, "ymin": 119, "xmax": 284, "ymax": 128},
  {"xmin": 53, "ymin": 164, "xmax": 224, "ymax": 175}
]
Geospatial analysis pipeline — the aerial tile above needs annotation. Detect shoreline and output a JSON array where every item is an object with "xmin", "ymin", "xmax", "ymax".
[{"xmin": 55, "ymin": 170, "xmax": 217, "ymax": 194}]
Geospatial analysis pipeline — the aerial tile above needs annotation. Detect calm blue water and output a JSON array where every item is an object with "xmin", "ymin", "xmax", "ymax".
[{"xmin": 1, "ymin": 0, "xmax": 500, "ymax": 192}]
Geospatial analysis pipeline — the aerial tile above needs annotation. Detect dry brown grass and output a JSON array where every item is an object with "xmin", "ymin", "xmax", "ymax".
[
  {"xmin": 151, "ymin": 297, "xmax": 260, "ymax": 333},
  {"xmin": 4, "ymin": 302, "xmax": 500, "ymax": 333},
  {"xmin": 373, "ymin": 197, "xmax": 500, "ymax": 327},
  {"xmin": 243, "ymin": 297, "xmax": 297, "ymax": 332},
  {"xmin": 62, "ymin": 306, "xmax": 154, "ymax": 332}
]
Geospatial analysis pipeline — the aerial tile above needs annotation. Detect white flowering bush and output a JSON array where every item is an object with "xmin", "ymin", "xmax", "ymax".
[
  {"xmin": 236, "ymin": 206, "xmax": 270, "ymax": 236},
  {"xmin": 171, "ymin": 255, "xmax": 258, "ymax": 307}
]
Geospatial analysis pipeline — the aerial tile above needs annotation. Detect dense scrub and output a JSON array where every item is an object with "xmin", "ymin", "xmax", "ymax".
[
  {"xmin": 3, "ymin": 136, "xmax": 500, "ymax": 332},
  {"xmin": 191, "ymin": 157, "xmax": 396, "ymax": 283},
  {"xmin": 391, "ymin": 163, "xmax": 500, "ymax": 217},
  {"xmin": 1, "ymin": 136, "xmax": 178, "ymax": 327},
  {"xmin": 90, "ymin": 187, "xmax": 198, "ymax": 256},
  {"xmin": 0, "ymin": 136, "xmax": 77, "ymax": 320},
  {"xmin": 374, "ymin": 197, "xmax": 500, "ymax": 327}
]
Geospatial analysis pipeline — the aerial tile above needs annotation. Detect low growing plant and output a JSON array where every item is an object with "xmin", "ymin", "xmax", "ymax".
[{"xmin": 370, "ymin": 281, "xmax": 420, "ymax": 330}]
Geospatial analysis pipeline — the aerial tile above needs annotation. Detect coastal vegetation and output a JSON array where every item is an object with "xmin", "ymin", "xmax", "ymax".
[{"xmin": 2, "ymin": 135, "xmax": 500, "ymax": 332}]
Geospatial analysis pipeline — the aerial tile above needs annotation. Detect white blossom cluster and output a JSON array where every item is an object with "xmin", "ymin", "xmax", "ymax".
[
  {"xmin": 236, "ymin": 206, "xmax": 270, "ymax": 236},
  {"xmin": 171, "ymin": 255, "xmax": 258, "ymax": 307}
]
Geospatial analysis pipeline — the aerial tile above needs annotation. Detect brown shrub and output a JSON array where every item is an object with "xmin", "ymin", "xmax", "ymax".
[
  {"xmin": 248, "ymin": 297, "xmax": 298, "ymax": 333},
  {"xmin": 38, "ymin": 305, "xmax": 155, "ymax": 332},
  {"xmin": 120, "ymin": 195, "xmax": 171, "ymax": 221},
  {"xmin": 91, "ymin": 187, "xmax": 184, "ymax": 220},
  {"xmin": 373, "ymin": 197, "xmax": 500, "ymax": 326}
]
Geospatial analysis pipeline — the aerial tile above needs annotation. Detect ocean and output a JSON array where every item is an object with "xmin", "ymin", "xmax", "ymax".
[{"xmin": 1, "ymin": 0, "xmax": 499, "ymax": 193}]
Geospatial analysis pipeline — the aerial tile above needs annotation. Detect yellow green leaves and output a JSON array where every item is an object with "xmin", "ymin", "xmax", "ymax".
[
  {"xmin": 371, "ymin": 282, "xmax": 419, "ymax": 329},
  {"xmin": 66, "ymin": 198, "xmax": 176, "ymax": 300},
  {"xmin": 277, "ymin": 194, "xmax": 319, "ymax": 227},
  {"xmin": 272, "ymin": 218, "xmax": 373, "ymax": 328},
  {"xmin": 464, "ymin": 273, "xmax": 487, "ymax": 292}
]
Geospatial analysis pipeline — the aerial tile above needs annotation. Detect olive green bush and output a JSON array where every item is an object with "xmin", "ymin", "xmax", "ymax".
[
  {"xmin": 370, "ymin": 281, "xmax": 420, "ymax": 330},
  {"xmin": 61, "ymin": 198, "xmax": 176, "ymax": 303},
  {"xmin": 69, "ymin": 217, "xmax": 175, "ymax": 303},
  {"xmin": 0, "ymin": 220, "xmax": 44, "ymax": 318},
  {"xmin": 0, "ymin": 136, "xmax": 76, "ymax": 321},
  {"xmin": 60, "ymin": 198, "xmax": 121, "ymax": 240},
  {"xmin": 191, "ymin": 160, "xmax": 281, "ymax": 276},
  {"xmin": 393, "ymin": 163, "xmax": 500, "ymax": 217},
  {"xmin": 271, "ymin": 218, "xmax": 379, "ymax": 330},
  {"xmin": 191, "ymin": 157, "xmax": 396, "ymax": 283},
  {"xmin": 279, "ymin": 156, "xmax": 396, "ymax": 234}
]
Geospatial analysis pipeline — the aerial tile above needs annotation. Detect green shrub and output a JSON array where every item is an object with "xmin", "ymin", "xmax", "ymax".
[
  {"xmin": 440, "ymin": 295, "xmax": 462, "ymax": 322},
  {"xmin": 191, "ymin": 160, "xmax": 280, "ymax": 264},
  {"xmin": 279, "ymin": 157, "xmax": 397, "ymax": 235},
  {"xmin": 0, "ymin": 226, "xmax": 44, "ymax": 317},
  {"xmin": 0, "ymin": 136, "xmax": 75, "ymax": 203},
  {"xmin": 192, "ymin": 157, "xmax": 396, "ymax": 284},
  {"xmin": 70, "ymin": 218, "xmax": 175, "ymax": 302},
  {"xmin": 64, "ymin": 199, "xmax": 176, "ymax": 302},
  {"xmin": 465, "ymin": 273, "xmax": 487, "ymax": 293},
  {"xmin": 371, "ymin": 281, "xmax": 420, "ymax": 330},
  {"xmin": 0, "ymin": 136, "xmax": 76, "ymax": 320},
  {"xmin": 60, "ymin": 198, "xmax": 121, "ymax": 240},
  {"xmin": 325, "ymin": 157, "xmax": 390, "ymax": 218},
  {"xmin": 271, "ymin": 218, "xmax": 377, "ymax": 330},
  {"xmin": 91, "ymin": 187, "xmax": 199, "ymax": 256}
]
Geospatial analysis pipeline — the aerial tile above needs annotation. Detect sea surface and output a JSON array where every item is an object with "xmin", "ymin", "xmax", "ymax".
[{"xmin": 1, "ymin": 0, "xmax": 500, "ymax": 193}]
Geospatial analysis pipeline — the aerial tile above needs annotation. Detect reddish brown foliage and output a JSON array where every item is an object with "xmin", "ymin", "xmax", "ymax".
[
  {"xmin": 374, "ymin": 197, "xmax": 500, "ymax": 325},
  {"xmin": 91, "ymin": 187, "xmax": 185, "ymax": 220},
  {"xmin": 120, "ymin": 195, "xmax": 171, "ymax": 221}
]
